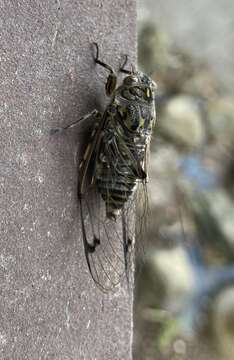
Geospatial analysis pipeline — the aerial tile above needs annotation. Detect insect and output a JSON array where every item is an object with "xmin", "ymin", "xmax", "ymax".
[{"xmin": 51, "ymin": 43, "xmax": 157, "ymax": 291}]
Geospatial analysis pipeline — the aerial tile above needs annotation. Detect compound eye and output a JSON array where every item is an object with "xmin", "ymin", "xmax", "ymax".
[{"xmin": 123, "ymin": 76, "xmax": 138, "ymax": 86}]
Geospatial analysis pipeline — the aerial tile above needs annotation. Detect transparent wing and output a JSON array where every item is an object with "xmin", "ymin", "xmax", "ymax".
[
  {"xmin": 132, "ymin": 140, "xmax": 152, "ymax": 276},
  {"xmin": 78, "ymin": 119, "xmax": 133, "ymax": 292},
  {"xmin": 79, "ymin": 187, "xmax": 133, "ymax": 292},
  {"xmin": 122, "ymin": 178, "xmax": 149, "ymax": 279},
  {"xmin": 78, "ymin": 118, "xmax": 151, "ymax": 291}
]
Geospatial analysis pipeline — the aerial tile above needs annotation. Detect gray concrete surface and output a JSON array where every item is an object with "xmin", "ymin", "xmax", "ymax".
[
  {"xmin": 0, "ymin": 1, "xmax": 136, "ymax": 359},
  {"xmin": 138, "ymin": 0, "xmax": 234, "ymax": 93}
]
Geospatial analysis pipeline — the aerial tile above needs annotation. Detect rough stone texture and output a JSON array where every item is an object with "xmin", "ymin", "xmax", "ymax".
[{"xmin": 0, "ymin": 1, "xmax": 136, "ymax": 359}]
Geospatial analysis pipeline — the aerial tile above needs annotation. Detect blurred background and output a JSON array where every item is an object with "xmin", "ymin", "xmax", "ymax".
[{"xmin": 134, "ymin": 1, "xmax": 234, "ymax": 359}]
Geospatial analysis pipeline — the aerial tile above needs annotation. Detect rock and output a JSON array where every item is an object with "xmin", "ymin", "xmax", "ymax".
[
  {"xmin": 212, "ymin": 287, "xmax": 234, "ymax": 360},
  {"xmin": 138, "ymin": 23, "xmax": 222, "ymax": 100},
  {"xmin": 0, "ymin": 2, "xmax": 136, "ymax": 359},
  {"xmin": 149, "ymin": 246, "xmax": 196, "ymax": 310},
  {"xmin": 138, "ymin": 22, "xmax": 172, "ymax": 75},
  {"xmin": 205, "ymin": 191, "xmax": 234, "ymax": 250},
  {"xmin": 182, "ymin": 66, "xmax": 220, "ymax": 100},
  {"xmin": 160, "ymin": 48, "xmax": 202, "ymax": 95},
  {"xmin": 187, "ymin": 190, "xmax": 234, "ymax": 261},
  {"xmin": 223, "ymin": 150, "xmax": 234, "ymax": 195},
  {"xmin": 179, "ymin": 154, "xmax": 218, "ymax": 191},
  {"xmin": 159, "ymin": 96, "xmax": 205, "ymax": 148},
  {"xmin": 206, "ymin": 97, "xmax": 234, "ymax": 151},
  {"xmin": 135, "ymin": 245, "xmax": 196, "ymax": 311},
  {"xmin": 149, "ymin": 145, "xmax": 180, "ymax": 208}
]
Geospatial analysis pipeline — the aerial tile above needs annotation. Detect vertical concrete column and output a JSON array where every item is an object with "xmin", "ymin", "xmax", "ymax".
[{"xmin": 0, "ymin": 1, "xmax": 136, "ymax": 359}]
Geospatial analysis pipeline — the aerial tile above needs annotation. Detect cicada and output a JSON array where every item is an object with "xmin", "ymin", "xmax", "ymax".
[{"xmin": 51, "ymin": 43, "xmax": 157, "ymax": 291}]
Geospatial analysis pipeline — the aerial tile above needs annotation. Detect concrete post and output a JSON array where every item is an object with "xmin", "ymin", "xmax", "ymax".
[{"xmin": 0, "ymin": 1, "xmax": 136, "ymax": 359}]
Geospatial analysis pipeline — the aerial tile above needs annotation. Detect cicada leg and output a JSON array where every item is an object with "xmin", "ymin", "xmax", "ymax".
[
  {"xmin": 93, "ymin": 42, "xmax": 114, "ymax": 73},
  {"xmin": 78, "ymin": 120, "xmax": 103, "ymax": 196},
  {"xmin": 93, "ymin": 42, "xmax": 117, "ymax": 96},
  {"xmin": 119, "ymin": 54, "xmax": 132, "ymax": 75},
  {"xmin": 50, "ymin": 109, "xmax": 101, "ymax": 135},
  {"xmin": 119, "ymin": 52, "xmax": 136, "ymax": 75}
]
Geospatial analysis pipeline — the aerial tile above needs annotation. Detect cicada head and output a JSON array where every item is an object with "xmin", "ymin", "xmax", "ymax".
[
  {"xmin": 138, "ymin": 72, "xmax": 157, "ymax": 93},
  {"xmin": 117, "ymin": 71, "xmax": 157, "ymax": 132},
  {"xmin": 122, "ymin": 71, "xmax": 157, "ymax": 104}
]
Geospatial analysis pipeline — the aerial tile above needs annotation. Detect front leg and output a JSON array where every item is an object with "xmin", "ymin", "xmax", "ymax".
[{"xmin": 93, "ymin": 43, "xmax": 117, "ymax": 96}]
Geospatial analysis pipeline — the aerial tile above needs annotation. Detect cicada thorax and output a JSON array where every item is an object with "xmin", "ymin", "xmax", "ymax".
[{"xmin": 95, "ymin": 83, "xmax": 155, "ymax": 221}]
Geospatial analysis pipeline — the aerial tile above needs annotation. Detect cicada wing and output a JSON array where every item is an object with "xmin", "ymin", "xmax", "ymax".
[
  {"xmin": 78, "ymin": 121, "xmax": 132, "ymax": 291},
  {"xmin": 123, "ymin": 180, "xmax": 148, "ymax": 261},
  {"xmin": 123, "ymin": 143, "xmax": 151, "ymax": 275},
  {"xmin": 79, "ymin": 188, "xmax": 132, "ymax": 292},
  {"xmin": 137, "ymin": 137, "xmax": 152, "ymax": 233},
  {"xmin": 135, "ymin": 180, "xmax": 150, "ymax": 255}
]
